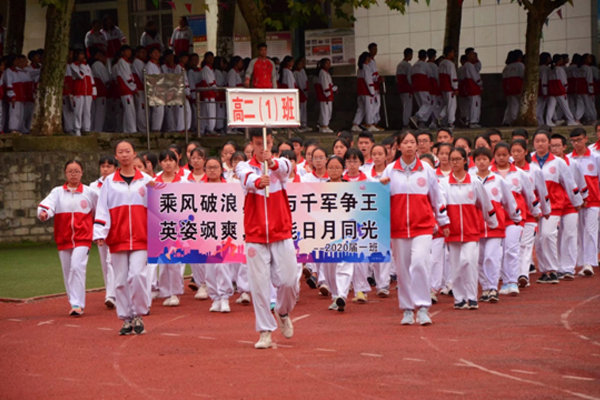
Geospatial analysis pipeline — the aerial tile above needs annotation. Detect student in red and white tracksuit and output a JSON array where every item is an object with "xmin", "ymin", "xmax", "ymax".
[
  {"xmin": 140, "ymin": 21, "xmax": 164, "ymax": 53},
  {"xmin": 352, "ymin": 52, "xmax": 375, "ymax": 131},
  {"xmin": 410, "ymin": 51, "xmax": 432, "ymax": 126},
  {"xmin": 502, "ymin": 51, "xmax": 524, "ymax": 126},
  {"xmin": 84, "ymin": 21, "xmax": 107, "ymax": 57},
  {"xmin": 101, "ymin": 17, "xmax": 127, "ymax": 61},
  {"xmin": 395, "ymin": 48, "xmax": 413, "ymax": 128},
  {"xmin": 580, "ymin": 55, "xmax": 598, "ymax": 123},
  {"xmin": 38, "ymin": 161, "xmax": 97, "ymax": 315},
  {"xmin": 131, "ymin": 48, "xmax": 147, "ymax": 133},
  {"xmin": 94, "ymin": 140, "xmax": 154, "ymax": 335},
  {"xmin": 145, "ymin": 48, "xmax": 163, "ymax": 132},
  {"xmin": 244, "ymin": 44, "xmax": 277, "ymax": 89},
  {"xmin": 293, "ymin": 57, "xmax": 309, "ymax": 131},
  {"xmin": 427, "ymin": 50, "xmax": 443, "ymax": 122},
  {"xmin": 531, "ymin": 131, "xmax": 583, "ymax": 284},
  {"xmin": 367, "ymin": 44, "xmax": 382, "ymax": 126},
  {"xmin": 114, "ymin": 46, "xmax": 138, "ymax": 133},
  {"xmin": 199, "ymin": 53, "xmax": 217, "ymax": 134},
  {"xmin": 169, "ymin": 18, "xmax": 194, "ymax": 55},
  {"xmin": 546, "ymin": 55, "xmax": 576, "ymax": 126},
  {"xmin": 537, "ymin": 53, "xmax": 551, "ymax": 124},
  {"xmin": 235, "ymin": 130, "xmax": 297, "ymax": 349},
  {"xmin": 567, "ymin": 128, "xmax": 599, "ymax": 277},
  {"xmin": 463, "ymin": 54, "xmax": 483, "ymax": 128},
  {"xmin": 382, "ymin": 132, "xmax": 449, "ymax": 325},
  {"xmin": 90, "ymin": 50, "xmax": 110, "ymax": 132},
  {"xmin": 315, "ymin": 58, "xmax": 336, "ymax": 133},
  {"xmin": 71, "ymin": 50, "xmax": 96, "ymax": 136},
  {"xmin": 5, "ymin": 57, "xmax": 31, "ymax": 133},
  {"xmin": 439, "ymin": 47, "xmax": 458, "ymax": 128},
  {"xmin": 439, "ymin": 147, "xmax": 498, "ymax": 309}
]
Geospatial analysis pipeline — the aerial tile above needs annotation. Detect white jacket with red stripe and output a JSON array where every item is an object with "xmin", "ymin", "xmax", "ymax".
[
  {"xmin": 93, "ymin": 169, "xmax": 153, "ymax": 253},
  {"xmin": 38, "ymin": 183, "xmax": 98, "ymax": 251},
  {"xmin": 490, "ymin": 164, "xmax": 540, "ymax": 226},
  {"xmin": 381, "ymin": 158, "xmax": 449, "ymax": 239},
  {"xmin": 531, "ymin": 153, "xmax": 583, "ymax": 216},
  {"xmin": 235, "ymin": 156, "xmax": 293, "ymax": 244},
  {"xmin": 439, "ymin": 172, "xmax": 498, "ymax": 242},
  {"xmin": 567, "ymin": 149, "xmax": 600, "ymax": 208},
  {"xmin": 473, "ymin": 173, "xmax": 521, "ymax": 238}
]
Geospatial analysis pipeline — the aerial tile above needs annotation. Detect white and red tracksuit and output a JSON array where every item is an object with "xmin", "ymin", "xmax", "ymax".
[
  {"xmin": 169, "ymin": 26, "xmax": 194, "ymax": 55},
  {"xmin": 410, "ymin": 60, "xmax": 432, "ymax": 123},
  {"xmin": 579, "ymin": 64, "xmax": 597, "ymax": 122},
  {"xmin": 5, "ymin": 66, "xmax": 32, "ymax": 133},
  {"xmin": 586, "ymin": 141, "xmax": 600, "ymax": 255},
  {"xmin": 440, "ymin": 173, "xmax": 498, "ymax": 304},
  {"xmin": 214, "ymin": 68, "xmax": 227, "ymax": 131},
  {"xmin": 531, "ymin": 153, "xmax": 583, "ymax": 274},
  {"xmin": 367, "ymin": 58, "xmax": 381, "ymax": 124},
  {"xmin": 353, "ymin": 66, "xmax": 375, "ymax": 127},
  {"xmin": 140, "ymin": 31, "xmax": 164, "ymax": 53},
  {"xmin": 546, "ymin": 66, "xmax": 575, "ymax": 125},
  {"xmin": 93, "ymin": 169, "xmax": 153, "ymax": 321},
  {"xmin": 131, "ymin": 57, "xmax": 147, "ymax": 133},
  {"xmin": 38, "ymin": 183, "xmax": 98, "ymax": 309},
  {"xmin": 90, "ymin": 177, "xmax": 115, "ymax": 302},
  {"xmin": 245, "ymin": 58, "xmax": 277, "ymax": 88},
  {"xmin": 431, "ymin": 168, "xmax": 450, "ymax": 292},
  {"xmin": 475, "ymin": 172, "xmax": 522, "ymax": 291},
  {"xmin": 439, "ymin": 58, "xmax": 458, "ymax": 126},
  {"xmin": 463, "ymin": 62, "xmax": 482, "ymax": 125},
  {"xmin": 115, "ymin": 57, "xmax": 138, "ymax": 133},
  {"xmin": 567, "ymin": 149, "xmax": 600, "ymax": 269},
  {"xmin": 146, "ymin": 60, "xmax": 163, "ymax": 131},
  {"xmin": 63, "ymin": 65, "xmax": 75, "ymax": 133},
  {"xmin": 294, "ymin": 68, "xmax": 309, "ymax": 128},
  {"xmin": 71, "ymin": 61, "xmax": 96, "ymax": 135},
  {"xmin": 537, "ymin": 64, "xmax": 550, "ymax": 123},
  {"xmin": 199, "ymin": 64, "xmax": 217, "ymax": 133},
  {"xmin": 101, "ymin": 26, "xmax": 127, "ymax": 60},
  {"xmin": 84, "ymin": 29, "xmax": 107, "ymax": 57},
  {"xmin": 316, "ymin": 69, "xmax": 334, "ymax": 127},
  {"xmin": 382, "ymin": 158, "xmax": 449, "ymax": 310},
  {"xmin": 502, "ymin": 61, "xmax": 524, "ymax": 125},
  {"xmin": 91, "ymin": 60, "xmax": 110, "ymax": 132},
  {"xmin": 396, "ymin": 60, "xmax": 412, "ymax": 127},
  {"xmin": 235, "ymin": 156, "xmax": 297, "ymax": 332},
  {"xmin": 427, "ymin": 61, "xmax": 443, "ymax": 120}
]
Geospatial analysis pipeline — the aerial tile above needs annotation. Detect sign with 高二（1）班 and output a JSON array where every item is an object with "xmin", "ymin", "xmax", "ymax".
[
  {"xmin": 147, "ymin": 182, "xmax": 391, "ymax": 264},
  {"xmin": 225, "ymin": 88, "xmax": 300, "ymax": 128}
]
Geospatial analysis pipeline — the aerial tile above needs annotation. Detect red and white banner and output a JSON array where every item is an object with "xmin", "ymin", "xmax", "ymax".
[{"xmin": 226, "ymin": 88, "xmax": 300, "ymax": 128}]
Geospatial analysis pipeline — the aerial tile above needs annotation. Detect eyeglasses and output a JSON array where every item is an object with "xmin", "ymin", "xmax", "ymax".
[
  {"xmin": 313, "ymin": 157, "xmax": 326, "ymax": 161},
  {"xmin": 450, "ymin": 158, "xmax": 464, "ymax": 163},
  {"xmin": 66, "ymin": 170, "xmax": 82, "ymax": 175}
]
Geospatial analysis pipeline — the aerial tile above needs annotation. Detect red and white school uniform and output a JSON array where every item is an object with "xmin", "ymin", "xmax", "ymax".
[
  {"xmin": 236, "ymin": 156, "xmax": 297, "ymax": 332},
  {"xmin": 501, "ymin": 61, "xmax": 524, "ymax": 125},
  {"xmin": 531, "ymin": 153, "xmax": 583, "ymax": 274},
  {"xmin": 93, "ymin": 169, "xmax": 153, "ymax": 321},
  {"xmin": 140, "ymin": 31, "xmax": 164, "ymax": 53},
  {"xmin": 463, "ymin": 62, "xmax": 482, "ymax": 125},
  {"xmin": 316, "ymin": 69, "xmax": 334, "ymax": 129},
  {"xmin": 146, "ymin": 60, "xmax": 164, "ymax": 131},
  {"xmin": 214, "ymin": 68, "xmax": 227, "ymax": 131},
  {"xmin": 537, "ymin": 64, "xmax": 550, "ymax": 124},
  {"xmin": 169, "ymin": 26, "xmax": 194, "ymax": 55},
  {"xmin": 352, "ymin": 66, "xmax": 375, "ymax": 127},
  {"xmin": 578, "ymin": 64, "xmax": 597, "ymax": 122},
  {"xmin": 131, "ymin": 57, "xmax": 147, "ymax": 133},
  {"xmin": 439, "ymin": 173, "xmax": 498, "ymax": 305},
  {"xmin": 410, "ymin": 60, "xmax": 432, "ymax": 123},
  {"xmin": 91, "ymin": 60, "xmax": 110, "ymax": 132},
  {"xmin": 5, "ymin": 66, "xmax": 32, "ymax": 133},
  {"xmin": 395, "ymin": 60, "xmax": 412, "ymax": 127},
  {"xmin": 382, "ymin": 158, "xmax": 449, "ymax": 311},
  {"xmin": 38, "ymin": 183, "xmax": 98, "ymax": 310},
  {"xmin": 84, "ymin": 29, "xmax": 107, "ymax": 57},
  {"xmin": 427, "ymin": 60, "xmax": 443, "ymax": 120},
  {"xmin": 367, "ymin": 58, "xmax": 381, "ymax": 124},
  {"xmin": 199, "ymin": 64, "xmax": 217, "ymax": 134},
  {"xmin": 90, "ymin": 177, "xmax": 115, "ymax": 302},
  {"xmin": 474, "ymin": 172, "xmax": 521, "ymax": 292},
  {"xmin": 71, "ymin": 61, "xmax": 96, "ymax": 135},
  {"xmin": 62, "ymin": 65, "xmax": 75, "ymax": 133},
  {"xmin": 546, "ymin": 66, "xmax": 576, "ymax": 126},
  {"xmin": 573, "ymin": 148, "xmax": 600, "ymax": 266},
  {"xmin": 101, "ymin": 26, "xmax": 127, "ymax": 60},
  {"xmin": 115, "ymin": 57, "xmax": 138, "ymax": 133},
  {"xmin": 245, "ymin": 58, "xmax": 277, "ymax": 89},
  {"xmin": 430, "ymin": 168, "xmax": 451, "ymax": 292},
  {"xmin": 294, "ymin": 68, "xmax": 309, "ymax": 128},
  {"xmin": 439, "ymin": 58, "xmax": 458, "ymax": 126}
]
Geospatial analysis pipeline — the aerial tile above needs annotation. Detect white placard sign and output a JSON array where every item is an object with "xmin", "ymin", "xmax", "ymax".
[{"xmin": 226, "ymin": 88, "xmax": 300, "ymax": 128}]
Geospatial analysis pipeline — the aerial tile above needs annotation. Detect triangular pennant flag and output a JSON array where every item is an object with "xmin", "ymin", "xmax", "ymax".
[
  {"xmin": 167, "ymin": 1, "xmax": 176, "ymax": 10},
  {"xmin": 185, "ymin": 3, "xmax": 192, "ymax": 13},
  {"xmin": 151, "ymin": 0, "xmax": 159, "ymax": 8},
  {"xmin": 557, "ymin": 9, "xmax": 563, "ymax": 19},
  {"xmin": 544, "ymin": 18, "xmax": 549, "ymax": 26}
]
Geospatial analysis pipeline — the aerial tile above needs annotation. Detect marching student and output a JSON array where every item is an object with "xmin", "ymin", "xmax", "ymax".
[
  {"xmin": 145, "ymin": 48, "xmax": 163, "ymax": 132},
  {"xmin": 278, "ymin": 56, "xmax": 295, "ymax": 89},
  {"xmin": 395, "ymin": 47, "xmax": 413, "ymax": 128},
  {"xmin": 90, "ymin": 48, "xmax": 110, "ymax": 132},
  {"xmin": 201, "ymin": 157, "xmax": 235, "ymax": 313},
  {"xmin": 114, "ymin": 45, "xmax": 138, "ymax": 133},
  {"xmin": 474, "ymin": 134, "xmax": 491, "ymax": 150},
  {"xmin": 141, "ymin": 151, "xmax": 158, "ymax": 177},
  {"xmin": 199, "ymin": 52, "xmax": 217, "ymax": 135},
  {"xmin": 382, "ymin": 136, "xmax": 397, "ymax": 166},
  {"xmin": 439, "ymin": 46, "xmax": 458, "ymax": 128},
  {"xmin": 315, "ymin": 58, "xmax": 336, "ymax": 133},
  {"xmin": 351, "ymin": 52, "xmax": 376, "ymax": 132},
  {"xmin": 357, "ymin": 131, "xmax": 375, "ymax": 171},
  {"xmin": 38, "ymin": 160, "xmax": 98, "ymax": 316},
  {"xmin": 220, "ymin": 141, "xmax": 238, "ymax": 181},
  {"xmin": 367, "ymin": 43, "xmax": 382, "ymax": 128},
  {"xmin": 546, "ymin": 54, "xmax": 577, "ymax": 127},
  {"xmin": 567, "ymin": 128, "xmax": 599, "ymax": 277},
  {"xmin": 435, "ymin": 142, "xmax": 453, "ymax": 177},
  {"xmin": 101, "ymin": 15, "xmax": 127, "ymax": 61},
  {"xmin": 501, "ymin": 50, "xmax": 525, "ymax": 126},
  {"xmin": 5, "ymin": 55, "xmax": 29, "ymax": 134},
  {"xmin": 131, "ymin": 46, "xmax": 147, "ymax": 133},
  {"xmin": 531, "ymin": 130, "xmax": 582, "ymax": 284},
  {"xmin": 169, "ymin": 17, "xmax": 194, "ymax": 55},
  {"xmin": 332, "ymin": 138, "xmax": 350, "ymax": 159},
  {"xmin": 90, "ymin": 155, "xmax": 119, "ymax": 309},
  {"xmin": 427, "ymin": 48, "xmax": 443, "ymax": 126},
  {"xmin": 280, "ymin": 150, "xmax": 300, "ymax": 183},
  {"xmin": 439, "ymin": 147, "xmax": 498, "ymax": 310},
  {"xmin": 94, "ymin": 140, "xmax": 155, "ymax": 335},
  {"xmin": 289, "ymin": 137, "xmax": 306, "ymax": 174},
  {"xmin": 580, "ymin": 54, "xmax": 597, "ymax": 124},
  {"xmin": 235, "ymin": 128, "xmax": 297, "ymax": 349},
  {"xmin": 464, "ymin": 51, "xmax": 483, "ymax": 129},
  {"xmin": 537, "ymin": 52, "xmax": 551, "ymax": 125},
  {"xmin": 368, "ymin": 143, "xmax": 388, "ymax": 179},
  {"xmin": 293, "ymin": 56, "xmax": 310, "ymax": 132},
  {"xmin": 227, "ymin": 56, "xmax": 244, "ymax": 88},
  {"xmin": 70, "ymin": 49, "xmax": 96, "ymax": 136},
  {"xmin": 432, "ymin": 142, "xmax": 453, "ymax": 295},
  {"xmin": 140, "ymin": 20, "xmax": 164, "ymax": 54},
  {"xmin": 380, "ymin": 131, "xmax": 449, "ymax": 325},
  {"xmin": 409, "ymin": 50, "xmax": 432, "ymax": 129}
]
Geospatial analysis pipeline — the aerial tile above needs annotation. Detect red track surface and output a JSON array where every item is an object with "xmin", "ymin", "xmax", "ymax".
[{"xmin": 1, "ymin": 274, "xmax": 599, "ymax": 400}]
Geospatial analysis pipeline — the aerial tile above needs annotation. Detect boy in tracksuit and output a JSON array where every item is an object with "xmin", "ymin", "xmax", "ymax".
[{"xmin": 235, "ymin": 129, "xmax": 297, "ymax": 349}]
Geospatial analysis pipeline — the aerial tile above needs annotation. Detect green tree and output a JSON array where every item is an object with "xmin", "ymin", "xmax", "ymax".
[{"xmin": 30, "ymin": 0, "xmax": 75, "ymax": 136}]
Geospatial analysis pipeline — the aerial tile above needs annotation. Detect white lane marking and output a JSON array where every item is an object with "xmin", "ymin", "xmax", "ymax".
[
  {"xmin": 171, "ymin": 314, "xmax": 190, "ymax": 321},
  {"xmin": 430, "ymin": 311, "xmax": 442, "ymax": 317},
  {"xmin": 37, "ymin": 320, "xmax": 54, "ymax": 326},
  {"xmin": 65, "ymin": 324, "xmax": 80, "ymax": 328},
  {"xmin": 561, "ymin": 294, "xmax": 600, "ymax": 347},
  {"xmin": 543, "ymin": 347, "xmax": 562, "ymax": 352},
  {"xmin": 315, "ymin": 348, "xmax": 337, "ymax": 352},
  {"xmin": 403, "ymin": 358, "xmax": 425, "ymax": 362},
  {"xmin": 161, "ymin": 333, "xmax": 180, "ymax": 337},
  {"xmin": 98, "ymin": 327, "xmax": 113, "ymax": 331},
  {"xmin": 563, "ymin": 376, "xmax": 595, "ymax": 381},
  {"xmin": 360, "ymin": 353, "xmax": 383, "ymax": 358},
  {"xmin": 592, "ymin": 354, "xmax": 600, "ymax": 357},
  {"xmin": 438, "ymin": 390, "xmax": 465, "ymax": 395},
  {"xmin": 238, "ymin": 340, "xmax": 254, "ymax": 345},
  {"xmin": 198, "ymin": 336, "xmax": 216, "ymax": 340},
  {"xmin": 60, "ymin": 377, "xmax": 80, "ymax": 382},
  {"xmin": 511, "ymin": 370, "xmax": 538, "ymax": 375},
  {"xmin": 8, "ymin": 319, "xmax": 22, "ymax": 322},
  {"xmin": 291, "ymin": 314, "xmax": 310, "ymax": 323},
  {"xmin": 276, "ymin": 343, "xmax": 293, "ymax": 348}
]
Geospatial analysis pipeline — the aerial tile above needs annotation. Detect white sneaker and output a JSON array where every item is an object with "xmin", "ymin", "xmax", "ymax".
[
  {"xmin": 498, "ymin": 283, "xmax": 510, "ymax": 295},
  {"xmin": 151, "ymin": 291, "xmax": 159, "ymax": 300},
  {"xmin": 275, "ymin": 313, "xmax": 294, "ymax": 339},
  {"xmin": 351, "ymin": 124, "xmax": 362, "ymax": 132},
  {"xmin": 255, "ymin": 331, "xmax": 272, "ymax": 349},
  {"xmin": 320, "ymin": 127, "xmax": 334, "ymax": 133},
  {"xmin": 469, "ymin": 123, "xmax": 482, "ymax": 129},
  {"xmin": 162, "ymin": 296, "xmax": 173, "ymax": 306},
  {"xmin": 579, "ymin": 265, "xmax": 594, "ymax": 276},
  {"xmin": 416, "ymin": 307, "xmax": 432, "ymax": 326},
  {"xmin": 104, "ymin": 297, "xmax": 115, "ymax": 309},
  {"xmin": 220, "ymin": 299, "xmax": 231, "ymax": 313},
  {"xmin": 195, "ymin": 284, "xmax": 208, "ymax": 300},
  {"xmin": 209, "ymin": 300, "xmax": 221, "ymax": 312},
  {"xmin": 508, "ymin": 283, "xmax": 519, "ymax": 295},
  {"xmin": 367, "ymin": 125, "xmax": 379, "ymax": 132},
  {"xmin": 236, "ymin": 292, "xmax": 251, "ymax": 304},
  {"xmin": 169, "ymin": 295, "xmax": 179, "ymax": 306},
  {"xmin": 401, "ymin": 309, "xmax": 414, "ymax": 325},
  {"xmin": 376, "ymin": 288, "xmax": 389, "ymax": 298}
]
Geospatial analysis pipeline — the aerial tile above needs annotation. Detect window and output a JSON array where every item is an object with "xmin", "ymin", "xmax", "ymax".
[{"xmin": 128, "ymin": 0, "xmax": 173, "ymax": 48}]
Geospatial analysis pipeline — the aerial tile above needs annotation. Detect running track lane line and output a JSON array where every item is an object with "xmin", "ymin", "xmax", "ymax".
[
  {"xmin": 561, "ymin": 294, "xmax": 600, "ymax": 347},
  {"xmin": 291, "ymin": 314, "xmax": 310, "ymax": 323}
]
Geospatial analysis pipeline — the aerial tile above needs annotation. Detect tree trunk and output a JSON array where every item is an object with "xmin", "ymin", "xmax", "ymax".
[
  {"xmin": 236, "ymin": 0, "xmax": 265, "ymax": 58},
  {"xmin": 30, "ymin": 0, "xmax": 75, "ymax": 136},
  {"xmin": 216, "ymin": 0, "xmax": 236, "ymax": 59},
  {"xmin": 515, "ymin": 10, "xmax": 544, "ymax": 126},
  {"xmin": 444, "ymin": 0, "xmax": 462, "ymax": 66},
  {"xmin": 6, "ymin": 0, "xmax": 26, "ymax": 55}
]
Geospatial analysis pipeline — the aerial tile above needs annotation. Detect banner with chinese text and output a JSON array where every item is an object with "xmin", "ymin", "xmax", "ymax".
[{"xmin": 147, "ymin": 182, "xmax": 390, "ymax": 264}]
